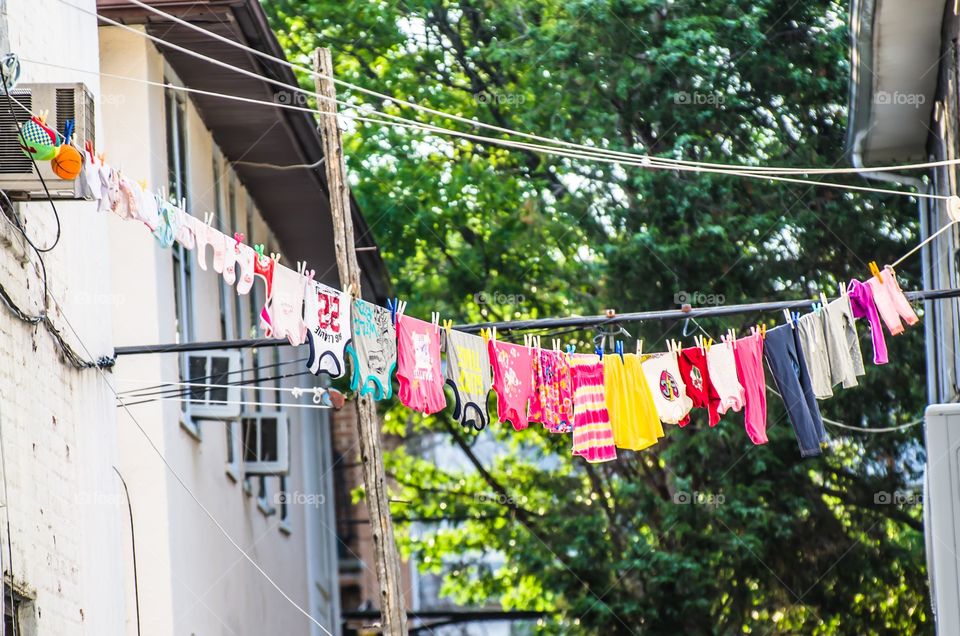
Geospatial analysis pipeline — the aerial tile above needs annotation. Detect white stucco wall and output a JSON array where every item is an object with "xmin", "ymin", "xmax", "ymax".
[
  {"xmin": 101, "ymin": 25, "xmax": 341, "ymax": 636},
  {"xmin": 2, "ymin": 0, "xmax": 126, "ymax": 634}
]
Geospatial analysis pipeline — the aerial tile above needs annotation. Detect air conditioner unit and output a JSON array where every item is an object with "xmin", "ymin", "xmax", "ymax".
[{"xmin": 0, "ymin": 82, "xmax": 95, "ymax": 200}]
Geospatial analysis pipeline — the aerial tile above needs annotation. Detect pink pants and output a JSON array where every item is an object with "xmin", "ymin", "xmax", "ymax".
[
  {"xmin": 733, "ymin": 334, "xmax": 768, "ymax": 445},
  {"xmin": 866, "ymin": 266, "xmax": 919, "ymax": 336}
]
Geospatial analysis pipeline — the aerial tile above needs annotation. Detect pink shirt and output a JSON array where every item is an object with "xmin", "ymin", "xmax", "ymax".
[
  {"xmin": 396, "ymin": 315, "xmax": 446, "ymax": 414},
  {"xmin": 488, "ymin": 340, "xmax": 535, "ymax": 431}
]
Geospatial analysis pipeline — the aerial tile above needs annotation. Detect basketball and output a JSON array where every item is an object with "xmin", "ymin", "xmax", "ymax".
[{"xmin": 51, "ymin": 144, "xmax": 83, "ymax": 180}]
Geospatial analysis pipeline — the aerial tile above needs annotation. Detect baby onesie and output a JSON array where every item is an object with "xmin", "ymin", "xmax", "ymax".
[
  {"xmin": 132, "ymin": 188, "xmax": 160, "ymax": 231},
  {"xmin": 345, "ymin": 299, "xmax": 397, "ymax": 400},
  {"xmin": 194, "ymin": 221, "xmax": 223, "ymax": 272},
  {"xmin": 823, "ymin": 293, "xmax": 865, "ymax": 388},
  {"xmin": 264, "ymin": 266, "xmax": 308, "ymax": 346},
  {"xmin": 254, "ymin": 254, "xmax": 277, "ymax": 332},
  {"xmin": 305, "ymin": 280, "xmax": 352, "ymax": 379},
  {"xmin": 487, "ymin": 339, "xmax": 534, "ymax": 431},
  {"xmin": 705, "ymin": 341, "xmax": 745, "ymax": 415},
  {"xmin": 732, "ymin": 334, "xmax": 768, "ymax": 445},
  {"xmin": 866, "ymin": 266, "xmax": 919, "ymax": 336},
  {"xmin": 641, "ymin": 352, "xmax": 694, "ymax": 425},
  {"xmin": 569, "ymin": 354, "xmax": 617, "ymax": 462},
  {"xmin": 174, "ymin": 210, "xmax": 196, "ymax": 251},
  {"xmin": 230, "ymin": 243, "xmax": 256, "ymax": 294},
  {"xmin": 80, "ymin": 152, "xmax": 101, "ymax": 202},
  {"xmin": 604, "ymin": 353, "xmax": 663, "ymax": 450},
  {"xmin": 678, "ymin": 346, "xmax": 721, "ymax": 426},
  {"xmin": 764, "ymin": 325, "xmax": 827, "ymax": 457},
  {"xmin": 97, "ymin": 164, "xmax": 113, "ymax": 213},
  {"xmin": 797, "ymin": 313, "xmax": 833, "ymax": 399},
  {"xmin": 529, "ymin": 349, "xmax": 574, "ymax": 434},
  {"xmin": 396, "ymin": 315, "xmax": 446, "ymax": 415},
  {"xmin": 443, "ymin": 329, "xmax": 493, "ymax": 430},
  {"xmin": 847, "ymin": 279, "xmax": 888, "ymax": 364}
]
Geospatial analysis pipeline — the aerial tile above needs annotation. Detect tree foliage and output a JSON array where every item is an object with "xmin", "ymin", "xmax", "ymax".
[{"xmin": 266, "ymin": 1, "xmax": 929, "ymax": 633}]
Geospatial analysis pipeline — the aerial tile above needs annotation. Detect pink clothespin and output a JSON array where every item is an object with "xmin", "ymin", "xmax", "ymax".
[{"xmin": 234, "ymin": 232, "xmax": 245, "ymax": 249}]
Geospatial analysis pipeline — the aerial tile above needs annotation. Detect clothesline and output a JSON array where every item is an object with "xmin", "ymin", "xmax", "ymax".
[{"xmin": 113, "ymin": 288, "xmax": 960, "ymax": 356}]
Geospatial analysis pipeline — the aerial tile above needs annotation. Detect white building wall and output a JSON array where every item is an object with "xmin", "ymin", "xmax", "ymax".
[
  {"xmin": 101, "ymin": 25, "xmax": 341, "ymax": 636},
  {"xmin": 1, "ymin": 0, "xmax": 126, "ymax": 634}
]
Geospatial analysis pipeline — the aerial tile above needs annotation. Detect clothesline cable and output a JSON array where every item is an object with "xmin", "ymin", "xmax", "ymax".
[
  {"xmin": 891, "ymin": 219, "xmax": 960, "ymax": 269},
  {"xmin": 20, "ymin": 56, "xmax": 942, "ymax": 204},
  {"xmin": 108, "ymin": 0, "xmax": 960, "ymax": 178},
  {"xmin": 765, "ymin": 386, "xmax": 925, "ymax": 433},
  {"xmin": 38, "ymin": 8, "xmax": 951, "ymax": 199},
  {"xmin": 26, "ymin": 267, "xmax": 334, "ymax": 634},
  {"xmin": 113, "ymin": 287, "xmax": 960, "ymax": 356},
  {"xmin": 119, "ymin": 396, "xmax": 331, "ymax": 410},
  {"xmin": 112, "ymin": 357, "xmax": 309, "ymax": 396},
  {"xmin": 117, "ymin": 370, "xmax": 313, "ymax": 406}
]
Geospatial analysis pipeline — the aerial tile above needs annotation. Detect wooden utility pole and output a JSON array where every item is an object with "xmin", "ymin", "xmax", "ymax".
[{"xmin": 313, "ymin": 48, "xmax": 409, "ymax": 635}]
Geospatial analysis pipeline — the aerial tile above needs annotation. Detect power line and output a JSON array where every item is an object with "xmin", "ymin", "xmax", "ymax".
[
  {"xmin": 40, "ymin": 4, "xmax": 949, "ymax": 199},
  {"xmin": 112, "ymin": 0, "xmax": 960, "ymax": 178}
]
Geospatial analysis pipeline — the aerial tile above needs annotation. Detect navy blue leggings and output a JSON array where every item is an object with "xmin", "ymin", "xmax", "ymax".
[{"xmin": 763, "ymin": 325, "xmax": 827, "ymax": 457}]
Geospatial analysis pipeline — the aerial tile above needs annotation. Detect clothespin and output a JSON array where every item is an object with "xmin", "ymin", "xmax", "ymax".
[
  {"xmin": 442, "ymin": 319, "xmax": 453, "ymax": 334},
  {"xmin": 431, "ymin": 311, "xmax": 440, "ymax": 333},
  {"xmin": 203, "ymin": 212, "xmax": 214, "ymax": 227},
  {"xmin": 566, "ymin": 343, "xmax": 576, "ymax": 355},
  {"xmin": 395, "ymin": 299, "xmax": 408, "ymax": 321},
  {"xmin": 758, "ymin": 324, "xmax": 766, "ymax": 340},
  {"xmin": 137, "ymin": 179, "xmax": 148, "ymax": 192},
  {"xmin": 346, "ymin": 282, "xmax": 358, "ymax": 298},
  {"xmin": 481, "ymin": 328, "xmax": 489, "ymax": 343},
  {"xmin": 594, "ymin": 342, "xmax": 604, "ymax": 360},
  {"xmin": 311, "ymin": 387, "xmax": 325, "ymax": 404},
  {"xmin": 386, "ymin": 298, "xmax": 397, "ymax": 323},
  {"xmin": 304, "ymin": 268, "xmax": 316, "ymax": 284},
  {"xmin": 491, "ymin": 326, "xmax": 497, "ymax": 342},
  {"xmin": 552, "ymin": 338, "xmax": 560, "ymax": 352},
  {"xmin": 783, "ymin": 308, "xmax": 794, "ymax": 330},
  {"xmin": 868, "ymin": 261, "xmax": 883, "ymax": 283},
  {"xmin": 636, "ymin": 339, "xmax": 643, "ymax": 357},
  {"xmin": 270, "ymin": 252, "xmax": 281, "ymax": 264},
  {"xmin": 615, "ymin": 340, "xmax": 624, "ymax": 362}
]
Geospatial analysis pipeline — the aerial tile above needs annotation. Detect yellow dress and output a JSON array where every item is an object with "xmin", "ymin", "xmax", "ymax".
[{"xmin": 604, "ymin": 353, "xmax": 664, "ymax": 450}]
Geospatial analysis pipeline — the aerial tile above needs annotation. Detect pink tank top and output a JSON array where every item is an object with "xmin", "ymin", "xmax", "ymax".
[
  {"xmin": 396, "ymin": 315, "xmax": 446, "ymax": 415},
  {"xmin": 487, "ymin": 340, "xmax": 534, "ymax": 431}
]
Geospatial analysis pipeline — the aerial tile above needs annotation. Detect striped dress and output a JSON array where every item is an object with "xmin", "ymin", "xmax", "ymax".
[{"xmin": 569, "ymin": 354, "xmax": 617, "ymax": 463}]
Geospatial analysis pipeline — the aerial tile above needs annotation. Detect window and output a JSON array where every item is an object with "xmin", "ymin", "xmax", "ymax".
[
  {"xmin": 242, "ymin": 412, "xmax": 289, "ymax": 475},
  {"xmin": 184, "ymin": 351, "xmax": 241, "ymax": 418},
  {"xmin": 225, "ymin": 420, "xmax": 241, "ymax": 481},
  {"xmin": 166, "ymin": 83, "xmax": 198, "ymax": 436}
]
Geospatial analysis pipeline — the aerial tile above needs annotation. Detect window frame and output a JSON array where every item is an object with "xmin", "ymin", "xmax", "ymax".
[{"xmin": 241, "ymin": 411, "xmax": 290, "ymax": 475}]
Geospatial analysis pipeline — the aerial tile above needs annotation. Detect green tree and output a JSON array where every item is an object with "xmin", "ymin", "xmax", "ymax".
[{"xmin": 266, "ymin": 1, "xmax": 929, "ymax": 633}]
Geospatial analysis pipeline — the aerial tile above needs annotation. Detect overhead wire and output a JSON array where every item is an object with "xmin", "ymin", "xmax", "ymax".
[
  {"xmin": 36, "ymin": 2, "xmax": 947, "ymax": 199},
  {"xmin": 18, "ymin": 55, "xmax": 947, "ymax": 202},
  {"xmin": 114, "ymin": 0, "xmax": 960, "ymax": 178}
]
